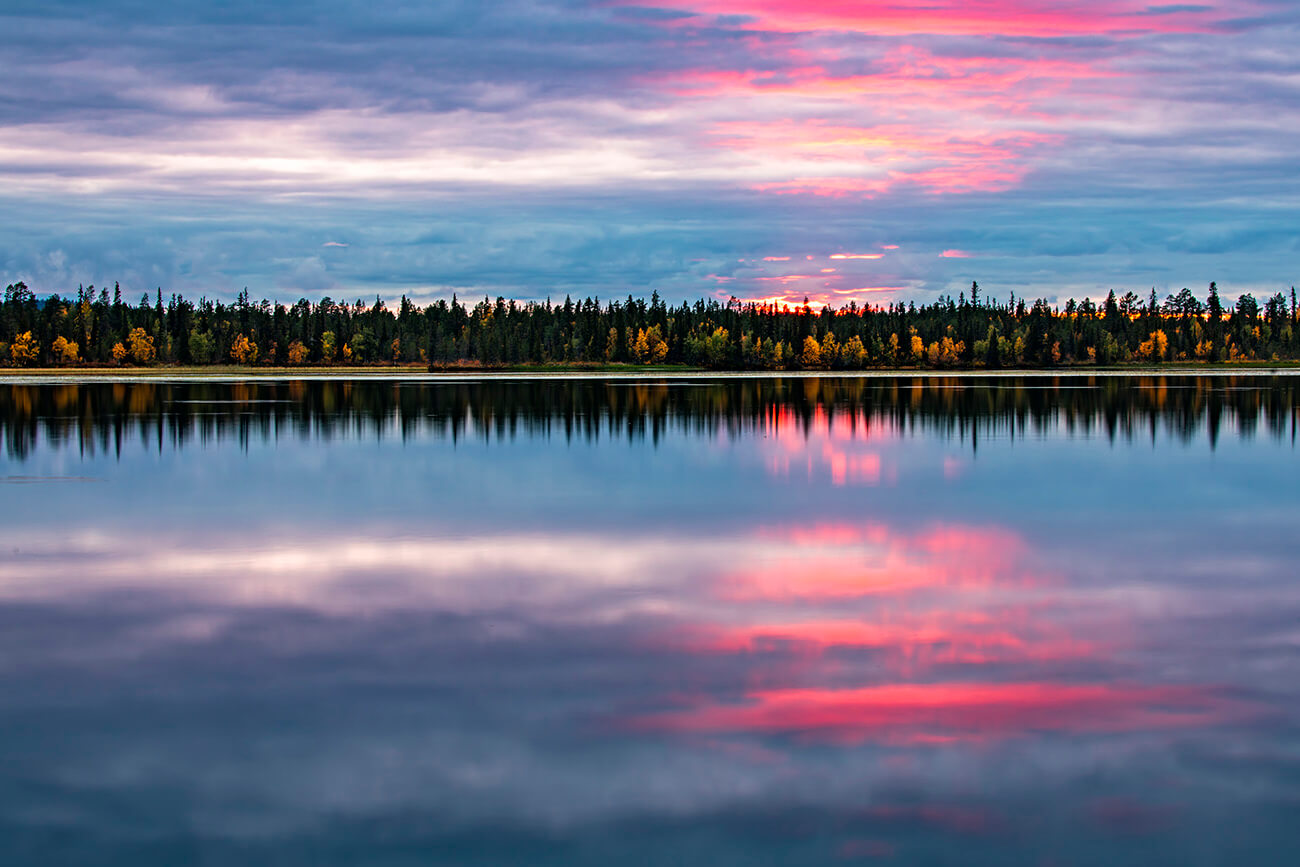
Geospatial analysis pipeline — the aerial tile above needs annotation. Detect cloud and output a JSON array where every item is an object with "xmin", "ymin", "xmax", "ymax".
[
  {"xmin": 0, "ymin": 0, "xmax": 1294, "ymax": 304},
  {"xmin": 277, "ymin": 256, "xmax": 336, "ymax": 294}
]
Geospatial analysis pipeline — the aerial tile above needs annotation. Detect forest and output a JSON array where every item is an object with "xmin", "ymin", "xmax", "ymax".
[{"xmin": 1, "ymin": 281, "xmax": 1297, "ymax": 369}]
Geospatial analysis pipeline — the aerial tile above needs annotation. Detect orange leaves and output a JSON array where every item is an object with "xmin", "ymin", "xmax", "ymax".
[
  {"xmin": 229, "ymin": 333, "xmax": 259, "ymax": 365},
  {"xmin": 9, "ymin": 331, "xmax": 39, "ymax": 365},
  {"xmin": 1137, "ymin": 329, "xmax": 1169, "ymax": 362},
  {"xmin": 632, "ymin": 325, "xmax": 669, "ymax": 364},
  {"xmin": 51, "ymin": 336, "xmax": 80, "ymax": 364},
  {"xmin": 127, "ymin": 327, "xmax": 155, "ymax": 364}
]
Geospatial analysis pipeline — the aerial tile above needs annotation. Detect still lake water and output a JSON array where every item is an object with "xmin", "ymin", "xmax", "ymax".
[{"xmin": 1, "ymin": 374, "xmax": 1298, "ymax": 865}]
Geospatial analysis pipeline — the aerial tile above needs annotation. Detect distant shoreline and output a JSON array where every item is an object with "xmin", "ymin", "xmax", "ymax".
[{"xmin": 3, "ymin": 363, "xmax": 1300, "ymax": 384}]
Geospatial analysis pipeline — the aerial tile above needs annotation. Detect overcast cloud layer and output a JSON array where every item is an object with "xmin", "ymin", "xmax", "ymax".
[{"xmin": 1, "ymin": 0, "xmax": 1297, "ymax": 305}]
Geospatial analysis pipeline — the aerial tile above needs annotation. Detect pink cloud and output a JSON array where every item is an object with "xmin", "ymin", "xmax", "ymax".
[
  {"xmin": 631, "ymin": 1, "xmax": 1227, "ymax": 38},
  {"xmin": 941, "ymin": 249, "xmax": 973, "ymax": 258},
  {"xmin": 720, "ymin": 121, "xmax": 1058, "ymax": 198},
  {"xmin": 754, "ymin": 273, "xmax": 825, "ymax": 284}
]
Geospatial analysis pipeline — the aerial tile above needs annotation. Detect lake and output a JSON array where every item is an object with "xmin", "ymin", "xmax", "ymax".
[{"xmin": 1, "ymin": 374, "xmax": 1297, "ymax": 865}]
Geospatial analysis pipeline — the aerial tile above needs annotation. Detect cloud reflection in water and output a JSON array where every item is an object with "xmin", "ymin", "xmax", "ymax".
[{"xmin": 0, "ymin": 377, "xmax": 1297, "ymax": 864}]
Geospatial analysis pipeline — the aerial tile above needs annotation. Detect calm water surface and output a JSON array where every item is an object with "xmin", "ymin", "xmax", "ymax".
[{"xmin": 1, "ymin": 375, "xmax": 1298, "ymax": 865}]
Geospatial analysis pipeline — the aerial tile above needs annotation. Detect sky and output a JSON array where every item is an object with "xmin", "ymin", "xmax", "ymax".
[{"xmin": 1, "ymin": 0, "xmax": 1297, "ymax": 308}]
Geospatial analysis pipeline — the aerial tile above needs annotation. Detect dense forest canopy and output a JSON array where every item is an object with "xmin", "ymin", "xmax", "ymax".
[{"xmin": 2, "ymin": 281, "xmax": 1297, "ymax": 369}]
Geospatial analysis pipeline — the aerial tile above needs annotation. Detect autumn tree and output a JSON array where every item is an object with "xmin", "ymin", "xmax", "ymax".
[
  {"xmin": 127, "ymin": 327, "xmax": 156, "ymax": 364},
  {"xmin": 633, "ymin": 325, "xmax": 668, "ymax": 363},
  {"xmin": 10, "ymin": 331, "xmax": 39, "ymax": 365},
  {"xmin": 229, "ymin": 333, "xmax": 259, "ymax": 364},
  {"xmin": 840, "ymin": 335, "xmax": 867, "ymax": 368},
  {"xmin": 321, "ymin": 330, "xmax": 337, "ymax": 363},
  {"xmin": 800, "ymin": 335, "xmax": 823, "ymax": 368},
  {"xmin": 51, "ymin": 335, "xmax": 80, "ymax": 364},
  {"xmin": 819, "ymin": 331, "xmax": 838, "ymax": 368},
  {"xmin": 1137, "ymin": 329, "xmax": 1168, "ymax": 362}
]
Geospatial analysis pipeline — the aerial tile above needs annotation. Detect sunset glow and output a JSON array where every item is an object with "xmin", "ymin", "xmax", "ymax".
[{"xmin": 636, "ymin": 0, "xmax": 1230, "ymax": 38}]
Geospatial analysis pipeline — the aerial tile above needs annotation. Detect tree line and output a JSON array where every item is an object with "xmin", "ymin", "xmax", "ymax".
[{"xmin": 2, "ymin": 281, "xmax": 1297, "ymax": 369}]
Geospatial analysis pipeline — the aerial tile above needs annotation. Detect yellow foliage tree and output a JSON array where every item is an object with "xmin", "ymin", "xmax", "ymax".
[
  {"xmin": 127, "ymin": 327, "xmax": 155, "ymax": 364},
  {"xmin": 287, "ymin": 340, "xmax": 309, "ymax": 364},
  {"xmin": 633, "ymin": 325, "xmax": 668, "ymax": 363},
  {"xmin": 52, "ymin": 336, "xmax": 80, "ymax": 364},
  {"xmin": 925, "ymin": 336, "xmax": 966, "ymax": 367},
  {"xmin": 78, "ymin": 300, "xmax": 94, "ymax": 345},
  {"xmin": 391, "ymin": 338, "xmax": 401, "ymax": 362},
  {"xmin": 819, "ymin": 332, "xmax": 838, "ymax": 367},
  {"xmin": 942, "ymin": 337, "xmax": 966, "ymax": 366},
  {"xmin": 341, "ymin": 343, "xmax": 353, "ymax": 363},
  {"xmin": 651, "ymin": 328, "xmax": 669, "ymax": 363},
  {"xmin": 111, "ymin": 342, "xmax": 127, "ymax": 362},
  {"xmin": 800, "ymin": 335, "xmax": 823, "ymax": 368},
  {"xmin": 10, "ymin": 331, "xmax": 40, "ymax": 365},
  {"xmin": 910, "ymin": 333, "xmax": 925, "ymax": 364},
  {"xmin": 775, "ymin": 339, "xmax": 792, "ymax": 369},
  {"xmin": 320, "ymin": 331, "xmax": 337, "ymax": 363},
  {"xmin": 840, "ymin": 335, "xmax": 867, "ymax": 368},
  {"xmin": 229, "ymin": 333, "xmax": 259, "ymax": 364},
  {"xmin": 1137, "ymin": 329, "xmax": 1169, "ymax": 362}
]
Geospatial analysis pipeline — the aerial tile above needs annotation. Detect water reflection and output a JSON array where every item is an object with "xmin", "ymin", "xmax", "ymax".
[
  {"xmin": 2, "ymin": 375, "xmax": 1298, "ymax": 460},
  {"xmin": 0, "ymin": 376, "xmax": 1297, "ymax": 864}
]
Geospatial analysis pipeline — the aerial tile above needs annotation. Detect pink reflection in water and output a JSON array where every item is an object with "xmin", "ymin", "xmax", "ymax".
[
  {"xmin": 724, "ymin": 523, "xmax": 1030, "ymax": 600},
  {"xmin": 761, "ymin": 405, "xmax": 894, "ymax": 487},
  {"xmin": 629, "ymin": 682, "xmax": 1250, "ymax": 744},
  {"xmin": 633, "ymin": 515, "xmax": 1255, "ymax": 747}
]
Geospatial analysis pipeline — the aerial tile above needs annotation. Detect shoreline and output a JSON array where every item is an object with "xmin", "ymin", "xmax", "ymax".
[{"xmin": 3, "ymin": 363, "xmax": 1300, "ymax": 384}]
